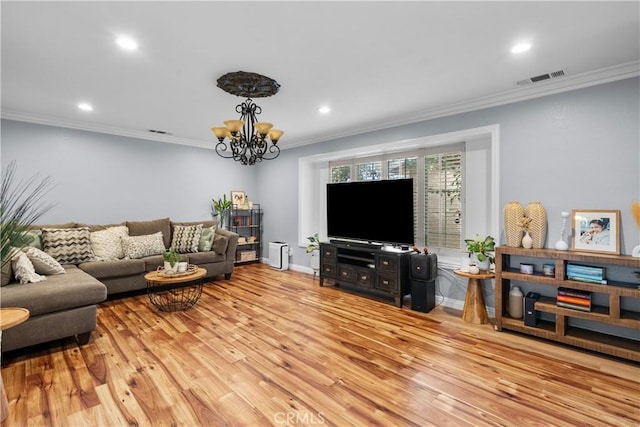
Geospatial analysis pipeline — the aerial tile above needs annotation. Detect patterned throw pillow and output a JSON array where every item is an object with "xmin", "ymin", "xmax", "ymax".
[
  {"xmin": 121, "ymin": 232, "xmax": 166, "ymax": 259},
  {"xmin": 11, "ymin": 251, "xmax": 46, "ymax": 284},
  {"xmin": 198, "ymin": 225, "xmax": 217, "ymax": 252},
  {"xmin": 90, "ymin": 225, "xmax": 129, "ymax": 260},
  {"xmin": 23, "ymin": 247, "xmax": 65, "ymax": 275},
  {"xmin": 20, "ymin": 229, "xmax": 43, "ymax": 250},
  {"xmin": 42, "ymin": 227, "xmax": 95, "ymax": 264},
  {"xmin": 171, "ymin": 224, "xmax": 203, "ymax": 253}
]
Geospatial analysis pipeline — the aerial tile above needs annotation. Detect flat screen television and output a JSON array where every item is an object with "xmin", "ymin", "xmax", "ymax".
[{"xmin": 326, "ymin": 179, "xmax": 414, "ymax": 246}]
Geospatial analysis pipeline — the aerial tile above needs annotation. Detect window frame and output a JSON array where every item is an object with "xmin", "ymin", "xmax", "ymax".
[
  {"xmin": 329, "ymin": 144, "xmax": 465, "ymax": 256},
  {"xmin": 298, "ymin": 125, "xmax": 500, "ymax": 269}
]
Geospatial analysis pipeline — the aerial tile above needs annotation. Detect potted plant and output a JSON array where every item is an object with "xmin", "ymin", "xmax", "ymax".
[
  {"xmin": 464, "ymin": 234, "xmax": 495, "ymax": 271},
  {"xmin": 211, "ymin": 194, "xmax": 232, "ymax": 229},
  {"xmin": 1, "ymin": 161, "xmax": 55, "ymax": 268},
  {"xmin": 306, "ymin": 233, "xmax": 320, "ymax": 272},
  {"xmin": 162, "ymin": 248, "xmax": 182, "ymax": 273}
]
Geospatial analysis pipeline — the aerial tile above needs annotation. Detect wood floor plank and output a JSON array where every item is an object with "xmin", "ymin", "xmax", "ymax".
[{"xmin": 2, "ymin": 263, "xmax": 639, "ymax": 426}]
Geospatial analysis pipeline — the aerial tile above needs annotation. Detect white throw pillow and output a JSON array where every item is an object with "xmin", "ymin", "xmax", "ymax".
[
  {"xmin": 22, "ymin": 247, "xmax": 65, "ymax": 275},
  {"xmin": 121, "ymin": 232, "xmax": 166, "ymax": 259},
  {"xmin": 91, "ymin": 225, "xmax": 129, "ymax": 260},
  {"xmin": 11, "ymin": 251, "xmax": 46, "ymax": 284}
]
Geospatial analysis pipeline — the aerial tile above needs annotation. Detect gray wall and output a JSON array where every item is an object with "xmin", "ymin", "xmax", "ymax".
[
  {"xmin": 0, "ymin": 121, "xmax": 259, "ymax": 224},
  {"xmin": 259, "ymin": 77, "xmax": 640, "ymax": 265},
  {"xmin": 2, "ymin": 78, "xmax": 637, "ymax": 256},
  {"xmin": 2, "ymin": 78, "xmax": 639, "ymax": 316}
]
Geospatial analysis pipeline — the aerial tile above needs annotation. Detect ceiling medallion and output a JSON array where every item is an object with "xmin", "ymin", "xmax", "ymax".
[{"xmin": 211, "ymin": 71, "xmax": 283, "ymax": 166}]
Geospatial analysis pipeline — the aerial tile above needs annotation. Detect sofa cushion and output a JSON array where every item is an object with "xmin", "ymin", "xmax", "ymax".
[
  {"xmin": 34, "ymin": 222, "xmax": 77, "ymax": 230},
  {"xmin": 76, "ymin": 222, "xmax": 126, "ymax": 232},
  {"xmin": 79, "ymin": 258, "xmax": 145, "ymax": 280},
  {"xmin": 23, "ymin": 247, "xmax": 65, "ymax": 275},
  {"xmin": 122, "ymin": 232, "xmax": 165, "ymax": 259},
  {"xmin": 90, "ymin": 225, "xmax": 129, "ymax": 260},
  {"xmin": 11, "ymin": 251, "xmax": 46, "ymax": 284},
  {"xmin": 187, "ymin": 250, "xmax": 225, "ymax": 265},
  {"xmin": 127, "ymin": 218, "xmax": 171, "ymax": 248},
  {"xmin": 142, "ymin": 254, "xmax": 165, "ymax": 273},
  {"xmin": 1, "ymin": 261, "xmax": 12, "ymax": 287},
  {"xmin": 171, "ymin": 224, "xmax": 203, "ymax": 253},
  {"xmin": 42, "ymin": 227, "xmax": 95, "ymax": 264},
  {"xmin": 213, "ymin": 234, "xmax": 229, "ymax": 255},
  {"xmin": 0, "ymin": 266, "xmax": 107, "ymax": 317},
  {"xmin": 198, "ymin": 225, "xmax": 217, "ymax": 252}
]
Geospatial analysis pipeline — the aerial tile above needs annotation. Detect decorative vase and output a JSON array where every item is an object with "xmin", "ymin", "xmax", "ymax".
[
  {"xmin": 472, "ymin": 253, "xmax": 491, "ymax": 271},
  {"xmin": 504, "ymin": 201, "xmax": 524, "ymax": 247},
  {"xmin": 508, "ymin": 286, "xmax": 524, "ymax": 319},
  {"xmin": 555, "ymin": 211, "xmax": 570, "ymax": 250},
  {"xmin": 522, "ymin": 232, "xmax": 533, "ymax": 249},
  {"xmin": 217, "ymin": 211, "xmax": 228, "ymax": 230},
  {"xmin": 164, "ymin": 261, "xmax": 178, "ymax": 273},
  {"xmin": 525, "ymin": 202, "xmax": 546, "ymax": 249},
  {"xmin": 310, "ymin": 250, "xmax": 320, "ymax": 271}
]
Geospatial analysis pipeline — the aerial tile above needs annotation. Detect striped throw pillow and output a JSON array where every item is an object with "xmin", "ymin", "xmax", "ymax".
[
  {"xmin": 42, "ymin": 227, "xmax": 95, "ymax": 264},
  {"xmin": 171, "ymin": 224, "xmax": 203, "ymax": 253}
]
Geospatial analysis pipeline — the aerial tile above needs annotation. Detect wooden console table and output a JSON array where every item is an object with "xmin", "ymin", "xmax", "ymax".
[{"xmin": 454, "ymin": 270, "xmax": 494, "ymax": 324}]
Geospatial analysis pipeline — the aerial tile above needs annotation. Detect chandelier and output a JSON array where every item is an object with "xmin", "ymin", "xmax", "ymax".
[{"xmin": 211, "ymin": 71, "xmax": 284, "ymax": 165}]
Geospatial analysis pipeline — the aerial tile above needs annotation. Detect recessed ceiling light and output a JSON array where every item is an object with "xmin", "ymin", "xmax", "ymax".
[
  {"xmin": 77, "ymin": 102, "xmax": 93, "ymax": 112},
  {"xmin": 318, "ymin": 106, "xmax": 331, "ymax": 114},
  {"xmin": 116, "ymin": 36, "xmax": 138, "ymax": 51},
  {"xmin": 511, "ymin": 42, "xmax": 532, "ymax": 54}
]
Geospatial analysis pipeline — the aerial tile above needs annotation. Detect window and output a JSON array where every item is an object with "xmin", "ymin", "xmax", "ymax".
[
  {"xmin": 329, "ymin": 144, "xmax": 464, "ymax": 253},
  {"xmin": 299, "ymin": 124, "xmax": 499, "ymax": 269}
]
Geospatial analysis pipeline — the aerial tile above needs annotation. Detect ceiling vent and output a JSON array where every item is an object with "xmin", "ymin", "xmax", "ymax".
[
  {"xmin": 517, "ymin": 70, "xmax": 565, "ymax": 86},
  {"xmin": 147, "ymin": 129, "xmax": 173, "ymax": 135}
]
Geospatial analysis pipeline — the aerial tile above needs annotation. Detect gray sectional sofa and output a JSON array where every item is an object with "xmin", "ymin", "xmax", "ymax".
[{"xmin": 0, "ymin": 217, "xmax": 238, "ymax": 352}]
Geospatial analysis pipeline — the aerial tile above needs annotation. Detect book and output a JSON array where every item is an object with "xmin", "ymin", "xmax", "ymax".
[
  {"xmin": 566, "ymin": 263, "xmax": 606, "ymax": 280},
  {"xmin": 567, "ymin": 275, "xmax": 608, "ymax": 285},
  {"xmin": 557, "ymin": 295, "xmax": 591, "ymax": 306},
  {"xmin": 557, "ymin": 294, "xmax": 591, "ymax": 304},
  {"xmin": 558, "ymin": 287, "xmax": 592, "ymax": 298},
  {"xmin": 557, "ymin": 301, "xmax": 591, "ymax": 312}
]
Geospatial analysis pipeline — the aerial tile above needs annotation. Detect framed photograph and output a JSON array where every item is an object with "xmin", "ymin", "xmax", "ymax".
[
  {"xmin": 571, "ymin": 209, "xmax": 620, "ymax": 254},
  {"xmin": 230, "ymin": 190, "xmax": 247, "ymax": 208}
]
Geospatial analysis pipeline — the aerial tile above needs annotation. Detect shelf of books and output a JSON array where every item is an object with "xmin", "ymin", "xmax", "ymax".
[
  {"xmin": 230, "ymin": 204, "xmax": 262, "ymax": 265},
  {"xmin": 495, "ymin": 246, "xmax": 640, "ymax": 362}
]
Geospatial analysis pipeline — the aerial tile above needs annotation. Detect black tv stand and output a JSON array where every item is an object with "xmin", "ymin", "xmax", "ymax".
[
  {"xmin": 319, "ymin": 241, "xmax": 411, "ymax": 307},
  {"xmin": 328, "ymin": 239, "xmax": 383, "ymax": 249}
]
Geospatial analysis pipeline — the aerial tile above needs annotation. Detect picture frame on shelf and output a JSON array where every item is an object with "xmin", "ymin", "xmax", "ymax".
[
  {"xmin": 571, "ymin": 209, "xmax": 620, "ymax": 254},
  {"xmin": 231, "ymin": 190, "xmax": 247, "ymax": 208}
]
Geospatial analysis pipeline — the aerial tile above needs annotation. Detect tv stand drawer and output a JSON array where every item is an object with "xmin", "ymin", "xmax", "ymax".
[{"xmin": 320, "ymin": 242, "xmax": 409, "ymax": 307}]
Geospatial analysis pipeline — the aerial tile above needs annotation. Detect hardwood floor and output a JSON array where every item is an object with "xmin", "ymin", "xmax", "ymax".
[{"xmin": 2, "ymin": 263, "xmax": 639, "ymax": 426}]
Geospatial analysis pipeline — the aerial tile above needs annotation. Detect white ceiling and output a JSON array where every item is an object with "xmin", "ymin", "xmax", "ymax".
[{"xmin": 2, "ymin": 1, "xmax": 639, "ymax": 151}]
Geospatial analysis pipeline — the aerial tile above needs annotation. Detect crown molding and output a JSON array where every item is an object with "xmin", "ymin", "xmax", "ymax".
[
  {"xmin": 2, "ymin": 61, "xmax": 638, "ymax": 151},
  {"xmin": 0, "ymin": 111, "xmax": 215, "ymax": 150},
  {"xmin": 284, "ymin": 60, "xmax": 640, "ymax": 149}
]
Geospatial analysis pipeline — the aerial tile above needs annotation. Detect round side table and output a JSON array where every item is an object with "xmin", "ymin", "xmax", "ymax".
[
  {"xmin": 454, "ymin": 270, "xmax": 494, "ymax": 324},
  {"xmin": 144, "ymin": 268, "xmax": 206, "ymax": 312},
  {"xmin": 1, "ymin": 307, "xmax": 30, "ymax": 422}
]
